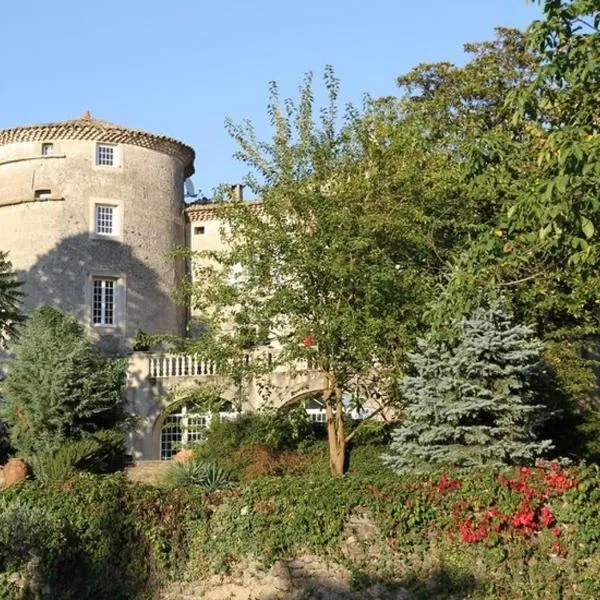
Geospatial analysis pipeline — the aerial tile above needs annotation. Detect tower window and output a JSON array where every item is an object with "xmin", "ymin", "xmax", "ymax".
[
  {"xmin": 96, "ymin": 144, "xmax": 116, "ymax": 167},
  {"xmin": 194, "ymin": 226, "xmax": 205, "ymax": 235},
  {"xmin": 92, "ymin": 278, "xmax": 115, "ymax": 326},
  {"xmin": 41, "ymin": 143, "xmax": 54, "ymax": 156},
  {"xmin": 34, "ymin": 189, "xmax": 52, "ymax": 200},
  {"xmin": 95, "ymin": 204, "xmax": 116, "ymax": 235}
]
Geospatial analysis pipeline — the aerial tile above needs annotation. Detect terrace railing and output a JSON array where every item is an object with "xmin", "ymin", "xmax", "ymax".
[{"xmin": 148, "ymin": 351, "xmax": 316, "ymax": 380}]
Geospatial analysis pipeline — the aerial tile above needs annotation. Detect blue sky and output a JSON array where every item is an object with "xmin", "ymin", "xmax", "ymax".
[{"xmin": 0, "ymin": 1, "xmax": 541, "ymax": 195}]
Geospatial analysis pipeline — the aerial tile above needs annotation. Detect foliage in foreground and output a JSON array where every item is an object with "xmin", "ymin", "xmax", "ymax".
[
  {"xmin": 0, "ymin": 306, "xmax": 127, "ymax": 458},
  {"xmin": 0, "ymin": 251, "xmax": 23, "ymax": 349},
  {"xmin": 28, "ymin": 430, "xmax": 125, "ymax": 484},
  {"xmin": 0, "ymin": 452, "xmax": 599, "ymax": 599},
  {"xmin": 383, "ymin": 306, "xmax": 553, "ymax": 473},
  {"xmin": 163, "ymin": 459, "xmax": 236, "ymax": 490}
]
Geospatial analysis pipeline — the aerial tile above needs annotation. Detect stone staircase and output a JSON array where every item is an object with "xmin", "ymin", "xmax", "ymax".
[{"xmin": 126, "ymin": 460, "xmax": 172, "ymax": 484}]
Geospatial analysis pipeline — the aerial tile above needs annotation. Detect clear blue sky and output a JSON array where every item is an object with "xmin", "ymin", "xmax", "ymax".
[{"xmin": 0, "ymin": 0, "xmax": 542, "ymax": 195}]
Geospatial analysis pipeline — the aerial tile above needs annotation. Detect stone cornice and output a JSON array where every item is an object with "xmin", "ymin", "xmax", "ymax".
[{"xmin": 0, "ymin": 117, "xmax": 195, "ymax": 177}]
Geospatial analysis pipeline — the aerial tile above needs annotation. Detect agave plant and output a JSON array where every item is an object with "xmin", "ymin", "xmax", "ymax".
[{"xmin": 164, "ymin": 459, "xmax": 235, "ymax": 490}]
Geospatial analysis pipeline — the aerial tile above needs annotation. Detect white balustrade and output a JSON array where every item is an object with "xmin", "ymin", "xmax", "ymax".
[
  {"xmin": 148, "ymin": 351, "xmax": 315, "ymax": 380},
  {"xmin": 148, "ymin": 354, "xmax": 218, "ymax": 379}
]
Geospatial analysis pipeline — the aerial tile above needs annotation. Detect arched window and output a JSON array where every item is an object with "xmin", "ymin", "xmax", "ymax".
[{"xmin": 160, "ymin": 401, "xmax": 241, "ymax": 460}]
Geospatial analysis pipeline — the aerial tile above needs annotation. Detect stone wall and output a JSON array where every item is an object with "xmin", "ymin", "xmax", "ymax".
[{"xmin": 0, "ymin": 137, "xmax": 188, "ymax": 351}]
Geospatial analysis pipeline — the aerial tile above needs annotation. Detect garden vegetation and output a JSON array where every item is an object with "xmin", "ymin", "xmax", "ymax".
[{"xmin": 0, "ymin": 1, "xmax": 599, "ymax": 597}]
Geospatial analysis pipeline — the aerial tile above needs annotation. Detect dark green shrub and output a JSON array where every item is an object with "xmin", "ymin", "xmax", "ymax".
[
  {"xmin": 0, "ymin": 474, "xmax": 207, "ymax": 599},
  {"xmin": 194, "ymin": 407, "xmax": 324, "ymax": 465},
  {"xmin": 0, "ymin": 306, "xmax": 127, "ymax": 466},
  {"xmin": 29, "ymin": 430, "xmax": 125, "ymax": 484},
  {"xmin": 348, "ymin": 419, "xmax": 393, "ymax": 447}
]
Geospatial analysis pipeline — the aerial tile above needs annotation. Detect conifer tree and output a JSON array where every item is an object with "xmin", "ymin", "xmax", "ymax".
[
  {"xmin": 0, "ymin": 306, "xmax": 126, "ymax": 456},
  {"xmin": 383, "ymin": 306, "xmax": 553, "ymax": 473},
  {"xmin": 0, "ymin": 251, "xmax": 23, "ymax": 348}
]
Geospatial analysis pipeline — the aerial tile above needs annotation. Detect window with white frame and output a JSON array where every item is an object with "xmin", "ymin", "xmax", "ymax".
[
  {"xmin": 95, "ymin": 204, "xmax": 116, "ymax": 235},
  {"xmin": 160, "ymin": 405, "xmax": 210, "ymax": 460},
  {"xmin": 304, "ymin": 397, "xmax": 328, "ymax": 423},
  {"xmin": 96, "ymin": 143, "xmax": 117, "ymax": 166},
  {"xmin": 92, "ymin": 278, "xmax": 115, "ymax": 326}
]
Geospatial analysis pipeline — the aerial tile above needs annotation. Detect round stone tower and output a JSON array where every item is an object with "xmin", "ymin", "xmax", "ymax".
[{"xmin": 0, "ymin": 113, "xmax": 195, "ymax": 353}]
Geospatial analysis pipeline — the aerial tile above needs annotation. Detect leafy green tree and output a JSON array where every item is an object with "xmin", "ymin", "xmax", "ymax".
[
  {"xmin": 0, "ymin": 306, "xmax": 126, "ymax": 456},
  {"xmin": 188, "ymin": 70, "xmax": 458, "ymax": 475},
  {"xmin": 441, "ymin": 1, "xmax": 599, "ymax": 326},
  {"xmin": 0, "ymin": 251, "xmax": 23, "ymax": 348},
  {"xmin": 383, "ymin": 306, "xmax": 553, "ymax": 473},
  {"xmin": 428, "ymin": 1, "xmax": 600, "ymax": 456}
]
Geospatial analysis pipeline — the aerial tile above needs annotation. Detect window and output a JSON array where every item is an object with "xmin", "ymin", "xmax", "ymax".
[
  {"xmin": 92, "ymin": 278, "xmax": 115, "ymax": 326},
  {"xmin": 194, "ymin": 226, "xmax": 205, "ymax": 235},
  {"xmin": 34, "ymin": 189, "xmax": 52, "ymax": 200},
  {"xmin": 41, "ymin": 143, "xmax": 54, "ymax": 156},
  {"xmin": 304, "ymin": 398, "xmax": 328, "ymax": 423},
  {"xmin": 96, "ymin": 144, "xmax": 116, "ymax": 166},
  {"xmin": 160, "ymin": 405, "xmax": 210, "ymax": 460},
  {"xmin": 95, "ymin": 204, "xmax": 115, "ymax": 235}
]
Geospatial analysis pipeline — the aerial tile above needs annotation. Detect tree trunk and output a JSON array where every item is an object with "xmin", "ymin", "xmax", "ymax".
[{"xmin": 325, "ymin": 378, "xmax": 346, "ymax": 476}]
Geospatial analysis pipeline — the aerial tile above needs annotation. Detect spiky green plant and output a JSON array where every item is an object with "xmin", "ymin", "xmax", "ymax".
[
  {"xmin": 164, "ymin": 459, "xmax": 235, "ymax": 490},
  {"xmin": 28, "ymin": 430, "xmax": 124, "ymax": 484}
]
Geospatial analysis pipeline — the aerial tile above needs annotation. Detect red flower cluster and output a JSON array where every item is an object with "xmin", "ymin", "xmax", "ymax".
[
  {"xmin": 543, "ymin": 463, "xmax": 578, "ymax": 493},
  {"xmin": 459, "ymin": 507, "xmax": 509, "ymax": 543},
  {"xmin": 435, "ymin": 473, "xmax": 461, "ymax": 493},
  {"xmin": 453, "ymin": 464, "xmax": 576, "ymax": 546},
  {"xmin": 459, "ymin": 517, "xmax": 487, "ymax": 543}
]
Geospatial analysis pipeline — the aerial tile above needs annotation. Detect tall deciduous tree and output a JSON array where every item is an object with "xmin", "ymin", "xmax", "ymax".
[
  {"xmin": 430, "ymin": 1, "xmax": 600, "ymax": 455},
  {"xmin": 1, "ymin": 306, "xmax": 126, "ymax": 456},
  {"xmin": 188, "ymin": 70, "xmax": 456, "ymax": 476},
  {"xmin": 0, "ymin": 251, "xmax": 23, "ymax": 348},
  {"xmin": 440, "ymin": 1, "xmax": 599, "ymax": 328}
]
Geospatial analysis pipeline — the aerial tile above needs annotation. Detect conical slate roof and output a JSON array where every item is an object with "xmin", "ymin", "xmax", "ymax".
[{"xmin": 0, "ymin": 112, "xmax": 195, "ymax": 177}]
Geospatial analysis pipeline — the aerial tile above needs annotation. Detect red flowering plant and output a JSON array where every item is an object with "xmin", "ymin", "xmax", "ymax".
[{"xmin": 430, "ymin": 462, "xmax": 578, "ymax": 551}]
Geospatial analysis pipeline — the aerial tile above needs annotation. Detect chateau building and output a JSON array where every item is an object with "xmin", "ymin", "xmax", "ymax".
[{"xmin": 0, "ymin": 114, "xmax": 325, "ymax": 460}]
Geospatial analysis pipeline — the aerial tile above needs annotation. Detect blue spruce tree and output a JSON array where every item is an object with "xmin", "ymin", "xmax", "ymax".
[{"xmin": 383, "ymin": 306, "xmax": 553, "ymax": 473}]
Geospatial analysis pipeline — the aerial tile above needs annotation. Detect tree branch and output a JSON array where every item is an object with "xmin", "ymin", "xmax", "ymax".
[
  {"xmin": 344, "ymin": 402, "xmax": 391, "ymax": 444},
  {"xmin": 497, "ymin": 272, "xmax": 542, "ymax": 287}
]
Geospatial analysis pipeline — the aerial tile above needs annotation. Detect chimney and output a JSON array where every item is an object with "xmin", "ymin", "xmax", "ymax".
[{"xmin": 230, "ymin": 183, "xmax": 244, "ymax": 202}]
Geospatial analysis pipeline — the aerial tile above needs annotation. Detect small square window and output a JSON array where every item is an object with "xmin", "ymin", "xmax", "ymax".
[
  {"xmin": 194, "ymin": 226, "xmax": 205, "ymax": 235},
  {"xmin": 41, "ymin": 143, "xmax": 54, "ymax": 156},
  {"xmin": 92, "ymin": 278, "xmax": 115, "ymax": 326},
  {"xmin": 95, "ymin": 204, "xmax": 116, "ymax": 235},
  {"xmin": 34, "ymin": 189, "xmax": 52, "ymax": 200},
  {"xmin": 96, "ymin": 144, "xmax": 116, "ymax": 167}
]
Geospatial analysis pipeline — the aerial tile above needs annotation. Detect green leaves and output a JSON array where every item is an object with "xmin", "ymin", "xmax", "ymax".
[
  {"xmin": 581, "ymin": 215, "xmax": 595, "ymax": 239},
  {"xmin": 0, "ymin": 251, "xmax": 24, "ymax": 348},
  {"xmin": 1, "ymin": 306, "xmax": 127, "ymax": 456}
]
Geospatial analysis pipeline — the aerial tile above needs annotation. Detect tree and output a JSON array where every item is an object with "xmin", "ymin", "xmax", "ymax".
[
  {"xmin": 433, "ymin": 2, "xmax": 599, "ymax": 329},
  {"xmin": 0, "ymin": 251, "xmax": 23, "ymax": 348},
  {"xmin": 0, "ymin": 306, "xmax": 126, "ymax": 456},
  {"xmin": 188, "ymin": 70, "xmax": 459, "ymax": 476},
  {"xmin": 428, "ymin": 1, "xmax": 600, "ymax": 457},
  {"xmin": 186, "ymin": 27, "xmax": 564, "ymax": 475},
  {"xmin": 382, "ymin": 306, "xmax": 553, "ymax": 474}
]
